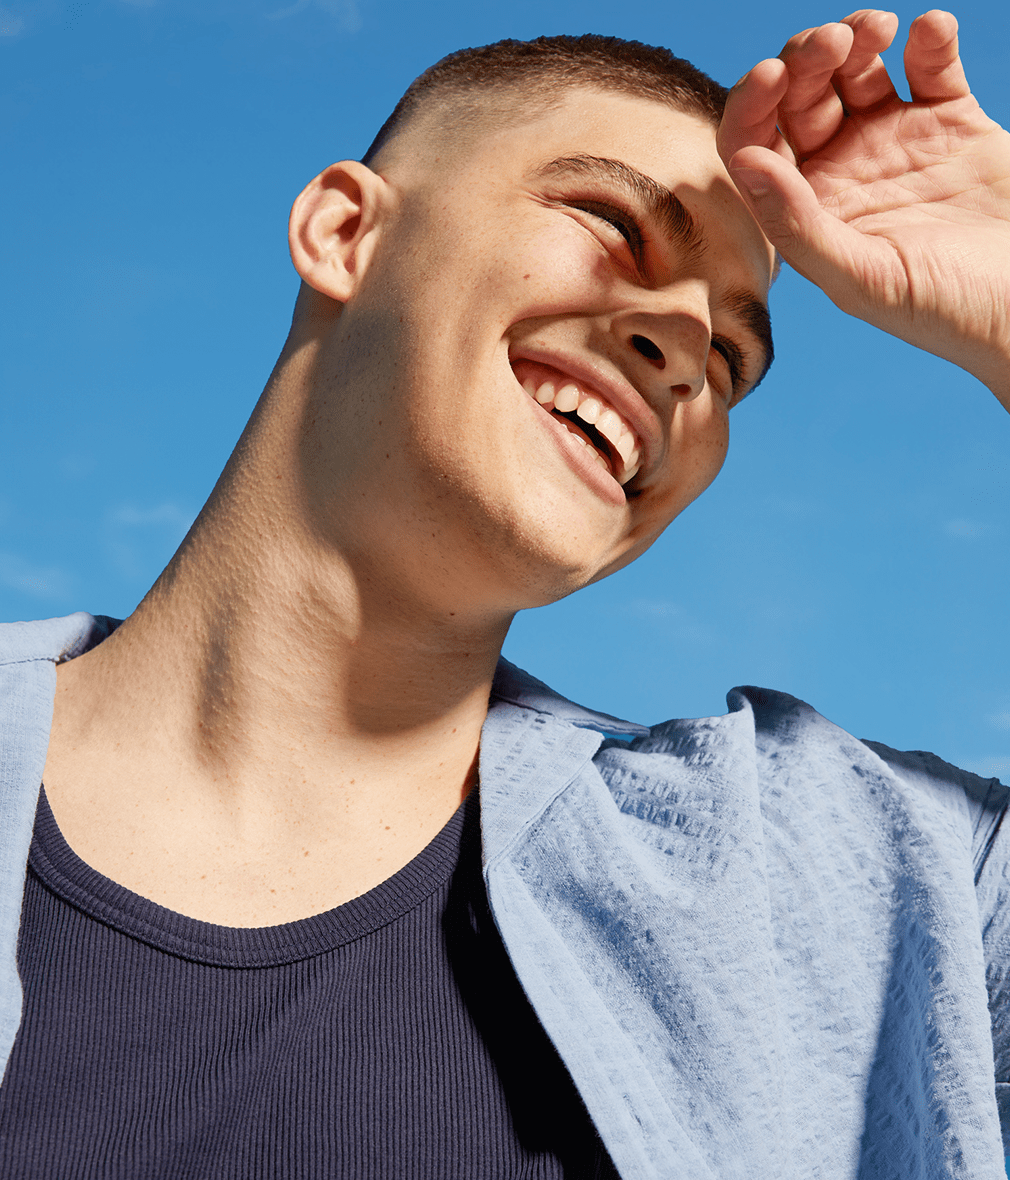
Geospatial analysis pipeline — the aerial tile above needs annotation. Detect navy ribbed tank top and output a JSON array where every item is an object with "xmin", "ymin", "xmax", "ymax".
[{"xmin": 0, "ymin": 787, "xmax": 617, "ymax": 1178}]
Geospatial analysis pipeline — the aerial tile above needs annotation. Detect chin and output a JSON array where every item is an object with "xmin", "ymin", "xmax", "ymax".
[{"xmin": 493, "ymin": 539, "xmax": 627, "ymax": 612}]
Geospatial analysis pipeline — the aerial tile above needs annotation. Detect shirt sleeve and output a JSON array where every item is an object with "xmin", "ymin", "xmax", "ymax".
[{"xmin": 864, "ymin": 741, "xmax": 1010, "ymax": 1151}]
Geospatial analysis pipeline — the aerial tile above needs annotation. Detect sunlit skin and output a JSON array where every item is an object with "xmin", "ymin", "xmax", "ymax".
[
  {"xmin": 290, "ymin": 90, "xmax": 776, "ymax": 617},
  {"xmin": 41, "ymin": 91, "xmax": 770, "ymax": 927},
  {"xmin": 722, "ymin": 8, "xmax": 1010, "ymax": 406},
  {"xmin": 38, "ymin": 10, "xmax": 1010, "ymax": 927}
]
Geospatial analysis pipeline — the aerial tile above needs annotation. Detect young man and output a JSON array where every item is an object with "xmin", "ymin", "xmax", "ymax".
[{"xmin": 2, "ymin": 9, "xmax": 1009, "ymax": 1178}]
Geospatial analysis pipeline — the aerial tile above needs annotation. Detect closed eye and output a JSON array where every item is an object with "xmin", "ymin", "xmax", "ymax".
[
  {"xmin": 567, "ymin": 200, "xmax": 645, "ymax": 263},
  {"xmin": 710, "ymin": 335, "xmax": 745, "ymax": 401}
]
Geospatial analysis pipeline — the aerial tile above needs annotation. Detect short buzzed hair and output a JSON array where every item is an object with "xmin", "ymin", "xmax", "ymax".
[{"xmin": 361, "ymin": 34, "xmax": 727, "ymax": 166}]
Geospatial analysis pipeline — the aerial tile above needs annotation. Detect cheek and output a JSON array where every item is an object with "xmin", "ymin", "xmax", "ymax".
[
  {"xmin": 675, "ymin": 398, "xmax": 731, "ymax": 495},
  {"xmin": 633, "ymin": 401, "xmax": 730, "ymax": 542},
  {"xmin": 481, "ymin": 222, "xmax": 621, "ymax": 321},
  {"xmin": 595, "ymin": 401, "xmax": 731, "ymax": 584}
]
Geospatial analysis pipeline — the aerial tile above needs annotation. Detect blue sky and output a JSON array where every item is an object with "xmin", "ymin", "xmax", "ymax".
[{"xmin": 2, "ymin": 0, "xmax": 1008, "ymax": 778}]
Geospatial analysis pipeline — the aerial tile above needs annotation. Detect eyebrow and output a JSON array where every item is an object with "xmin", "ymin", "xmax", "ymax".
[
  {"xmin": 535, "ymin": 154, "xmax": 707, "ymax": 264},
  {"xmin": 726, "ymin": 287, "xmax": 775, "ymax": 396},
  {"xmin": 533, "ymin": 153, "xmax": 775, "ymax": 396}
]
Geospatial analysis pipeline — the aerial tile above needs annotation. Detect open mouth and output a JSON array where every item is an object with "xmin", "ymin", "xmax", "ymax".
[{"xmin": 511, "ymin": 360, "xmax": 642, "ymax": 486}]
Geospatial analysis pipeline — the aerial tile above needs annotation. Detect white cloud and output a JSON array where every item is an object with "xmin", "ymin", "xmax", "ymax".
[
  {"xmin": 628, "ymin": 600, "xmax": 682, "ymax": 620},
  {"xmin": 760, "ymin": 494, "xmax": 822, "ymax": 519},
  {"xmin": 267, "ymin": 0, "xmax": 360, "ymax": 32},
  {"xmin": 959, "ymin": 756, "xmax": 1010, "ymax": 782},
  {"xmin": 57, "ymin": 454, "xmax": 96, "ymax": 480},
  {"xmin": 943, "ymin": 518, "xmax": 991, "ymax": 539},
  {"xmin": 105, "ymin": 502, "xmax": 195, "ymax": 581},
  {"xmin": 0, "ymin": 8, "xmax": 24, "ymax": 36},
  {"xmin": 622, "ymin": 598, "xmax": 718, "ymax": 646},
  {"xmin": 110, "ymin": 503, "xmax": 193, "ymax": 530},
  {"xmin": 0, "ymin": 551, "xmax": 73, "ymax": 602},
  {"xmin": 988, "ymin": 711, "xmax": 1010, "ymax": 732}
]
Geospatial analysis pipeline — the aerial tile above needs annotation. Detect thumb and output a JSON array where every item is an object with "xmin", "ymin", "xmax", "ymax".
[{"xmin": 728, "ymin": 146, "xmax": 880, "ymax": 317}]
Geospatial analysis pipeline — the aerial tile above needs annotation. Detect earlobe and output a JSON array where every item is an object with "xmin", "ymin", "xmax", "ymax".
[{"xmin": 288, "ymin": 161, "xmax": 389, "ymax": 303}]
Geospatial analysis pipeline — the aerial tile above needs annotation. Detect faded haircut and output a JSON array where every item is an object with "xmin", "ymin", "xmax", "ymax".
[{"xmin": 361, "ymin": 34, "xmax": 728, "ymax": 166}]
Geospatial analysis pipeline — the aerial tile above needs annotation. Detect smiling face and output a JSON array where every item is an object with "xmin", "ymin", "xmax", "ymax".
[{"xmin": 298, "ymin": 88, "xmax": 775, "ymax": 615}]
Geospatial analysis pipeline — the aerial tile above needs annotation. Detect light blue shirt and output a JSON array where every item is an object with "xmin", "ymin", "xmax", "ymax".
[{"xmin": 2, "ymin": 612, "xmax": 1010, "ymax": 1178}]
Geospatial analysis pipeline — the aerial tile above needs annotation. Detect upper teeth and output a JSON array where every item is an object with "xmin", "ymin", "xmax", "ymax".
[{"xmin": 520, "ymin": 375, "xmax": 642, "ymax": 486}]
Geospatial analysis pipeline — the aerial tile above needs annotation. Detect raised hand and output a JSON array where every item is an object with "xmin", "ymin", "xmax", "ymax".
[{"xmin": 718, "ymin": 9, "xmax": 1010, "ymax": 408}]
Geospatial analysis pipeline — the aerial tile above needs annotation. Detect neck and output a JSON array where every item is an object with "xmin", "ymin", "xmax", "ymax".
[
  {"xmin": 102, "ymin": 521, "xmax": 511, "ymax": 797},
  {"xmin": 42, "ymin": 331, "xmax": 516, "ymax": 922}
]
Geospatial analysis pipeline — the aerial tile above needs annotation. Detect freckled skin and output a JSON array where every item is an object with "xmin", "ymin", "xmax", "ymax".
[{"xmin": 298, "ymin": 91, "xmax": 774, "ymax": 616}]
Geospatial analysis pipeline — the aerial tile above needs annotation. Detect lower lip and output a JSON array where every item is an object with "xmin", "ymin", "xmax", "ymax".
[{"xmin": 526, "ymin": 394, "xmax": 627, "ymax": 508}]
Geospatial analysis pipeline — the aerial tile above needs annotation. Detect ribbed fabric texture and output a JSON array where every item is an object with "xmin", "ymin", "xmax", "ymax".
[{"xmin": 0, "ymin": 788, "xmax": 616, "ymax": 1179}]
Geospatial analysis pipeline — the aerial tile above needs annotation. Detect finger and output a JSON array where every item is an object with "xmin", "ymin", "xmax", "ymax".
[
  {"xmin": 832, "ymin": 10, "xmax": 900, "ymax": 112},
  {"xmin": 726, "ymin": 145, "xmax": 892, "ymax": 316},
  {"xmin": 777, "ymin": 23, "xmax": 854, "ymax": 160},
  {"xmin": 903, "ymin": 10, "xmax": 968, "ymax": 102},
  {"xmin": 717, "ymin": 58, "xmax": 795, "ymax": 169}
]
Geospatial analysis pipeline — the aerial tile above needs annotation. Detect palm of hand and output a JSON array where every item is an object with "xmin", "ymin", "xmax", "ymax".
[
  {"xmin": 813, "ymin": 94, "xmax": 1010, "ymax": 356},
  {"xmin": 721, "ymin": 10, "xmax": 1010, "ymax": 401}
]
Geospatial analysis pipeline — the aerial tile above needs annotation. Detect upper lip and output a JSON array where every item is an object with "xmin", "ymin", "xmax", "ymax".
[{"xmin": 507, "ymin": 346, "xmax": 662, "ymax": 483}]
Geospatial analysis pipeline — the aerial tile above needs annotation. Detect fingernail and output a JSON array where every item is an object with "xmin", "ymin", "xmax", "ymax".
[{"xmin": 731, "ymin": 168, "xmax": 771, "ymax": 199}]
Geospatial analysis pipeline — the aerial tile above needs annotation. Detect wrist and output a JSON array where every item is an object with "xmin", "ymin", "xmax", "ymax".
[{"xmin": 962, "ymin": 343, "xmax": 1010, "ymax": 414}]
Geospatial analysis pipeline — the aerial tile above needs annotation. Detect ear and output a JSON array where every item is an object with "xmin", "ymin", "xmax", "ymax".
[{"xmin": 288, "ymin": 161, "xmax": 391, "ymax": 303}]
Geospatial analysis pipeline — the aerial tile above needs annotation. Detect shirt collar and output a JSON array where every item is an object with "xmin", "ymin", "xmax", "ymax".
[{"xmin": 490, "ymin": 657, "xmax": 649, "ymax": 738}]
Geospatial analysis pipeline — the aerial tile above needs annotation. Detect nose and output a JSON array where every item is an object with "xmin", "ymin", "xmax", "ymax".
[
  {"xmin": 618, "ymin": 288, "xmax": 711, "ymax": 402},
  {"xmin": 631, "ymin": 334, "xmax": 664, "ymax": 363}
]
